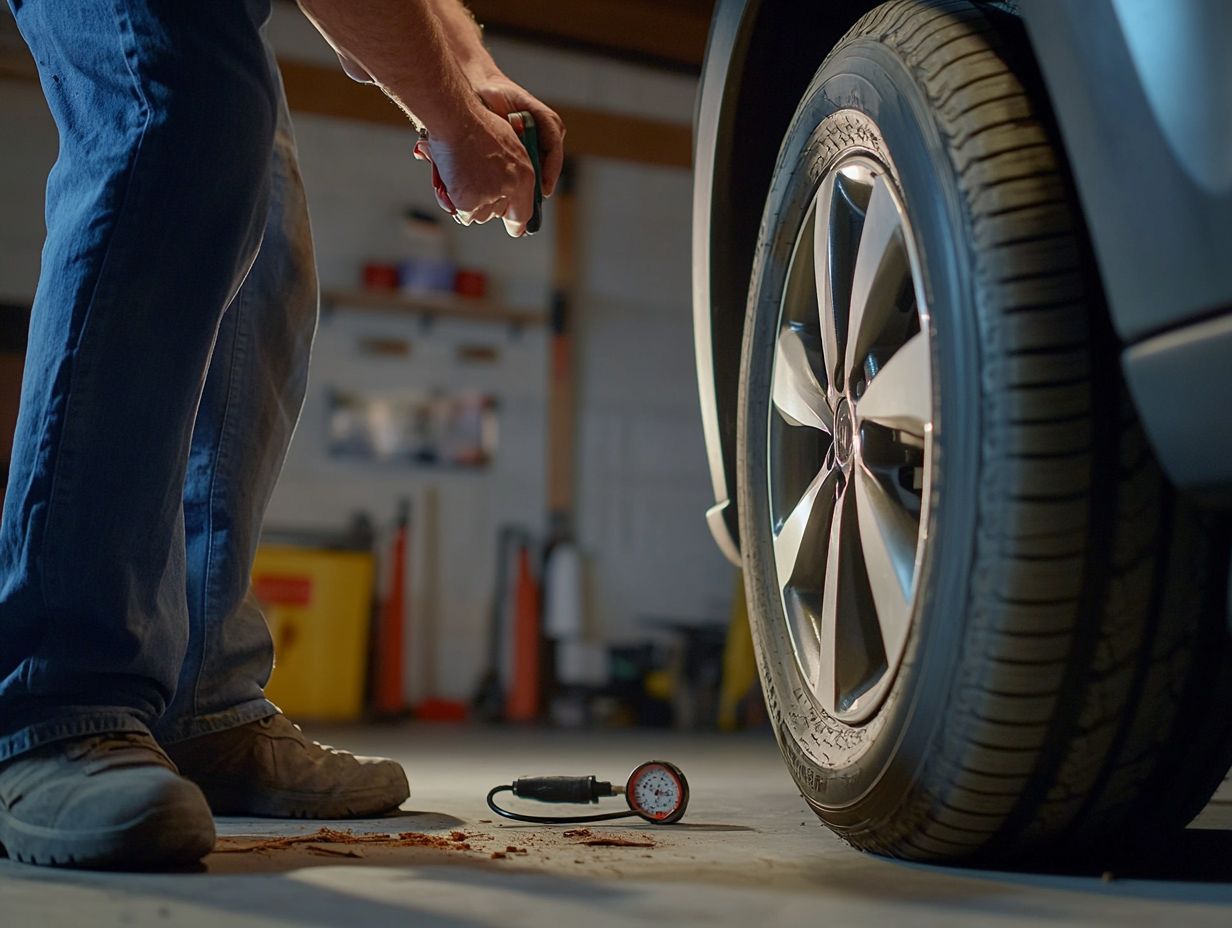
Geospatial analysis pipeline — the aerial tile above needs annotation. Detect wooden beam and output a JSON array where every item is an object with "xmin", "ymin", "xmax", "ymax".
[
  {"xmin": 466, "ymin": 0, "xmax": 714, "ymax": 72},
  {"xmin": 550, "ymin": 104, "xmax": 692, "ymax": 170},
  {"xmin": 0, "ymin": 48, "xmax": 35, "ymax": 83},
  {"xmin": 0, "ymin": 49, "xmax": 692, "ymax": 169},
  {"xmin": 0, "ymin": 302, "xmax": 28, "ymax": 515},
  {"xmin": 278, "ymin": 59, "xmax": 693, "ymax": 170},
  {"xmin": 546, "ymin": 164, "xmax": 579, "ymax": 522},
  {"xmin": 277, "ymin": 58, "xmax": 405, "ymax": 129}
]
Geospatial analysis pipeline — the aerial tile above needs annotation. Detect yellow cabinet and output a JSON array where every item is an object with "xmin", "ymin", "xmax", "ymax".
[{"xmin": 252, "ymin": 545, "xmax": 376, "ymax": 720}]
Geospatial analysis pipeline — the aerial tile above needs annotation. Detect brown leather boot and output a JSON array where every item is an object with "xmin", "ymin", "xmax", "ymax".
[{"xmin": 164, "ymin": 714, "xmax": 409, "ymax": 818}]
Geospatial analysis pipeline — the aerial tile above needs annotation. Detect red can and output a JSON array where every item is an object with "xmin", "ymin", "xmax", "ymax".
[
  {"xmin": 362, "ymin": 262, "xmax": 400, "ymax": 292},
  {"xmin": 454, "ymin": 268, "xmax": 488, "ymax": 299}
]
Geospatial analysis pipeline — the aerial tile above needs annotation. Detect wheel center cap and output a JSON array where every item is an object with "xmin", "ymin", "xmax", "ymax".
[{"xmin": 834, "ymin": 399, "xmax": 855, "ymax": 466}]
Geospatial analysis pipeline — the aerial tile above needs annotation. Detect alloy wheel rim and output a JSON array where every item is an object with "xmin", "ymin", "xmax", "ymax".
[{"xmin": 767, "ymin": 153, "xmax": 934, "ymax": 724}]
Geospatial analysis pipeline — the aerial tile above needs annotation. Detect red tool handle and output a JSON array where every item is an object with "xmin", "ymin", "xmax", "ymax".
[{"xmin": 413, "ymin": 138, "xmax": 456, "ymax": 215}]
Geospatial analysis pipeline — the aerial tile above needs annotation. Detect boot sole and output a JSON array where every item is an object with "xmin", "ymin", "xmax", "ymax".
[{"xmin": 0, "ymin": 796, "xmax": 216, "ymax": 870}]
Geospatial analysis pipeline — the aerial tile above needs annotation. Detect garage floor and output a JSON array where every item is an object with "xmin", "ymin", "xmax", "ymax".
[{"xmin": 2, "ymin": 724, "xmax": 1230, "ymax": 927}]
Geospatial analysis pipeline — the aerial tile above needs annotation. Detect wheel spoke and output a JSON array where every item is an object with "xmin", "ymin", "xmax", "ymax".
[
  {"xmin": 773, "ymin": 465, "xmax": 840, "ymax": 593},
  {"xmin": 853, "ymin": 460, "xmax": 917, "ymax": 667},
  {"xmin": 773, "ymin": 326, "xmax": 833, "ymax": 432},
  {"xmin": 770, "ymin": 149, "xmax": 932, "ymax": 724},
  {"xmin": 844, "ymin": 176, "xmax": 909, "ymax": 380},
  {"xmin": 855, "ymin": 330, "xmax": 931, "ymax": 436},
  {"xmin": 813, "ymin": 483, "xmax": 849, "ymax": 705},
  {"xmin": 813, "ymin": 179, "xmax": 843, "ymax": 401}
]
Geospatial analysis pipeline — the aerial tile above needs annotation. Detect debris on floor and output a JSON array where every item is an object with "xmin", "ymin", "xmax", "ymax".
[
  {"xmin": 306, "ymin": 844, "xmax": 365, "ymax": 859},
  {"xmin": 213, "ymin": 828, "xmax": 478, "ymax": 855},
  {"xmin": 211, "ymin": 826, "xmax": 660, "ymax": 860}
]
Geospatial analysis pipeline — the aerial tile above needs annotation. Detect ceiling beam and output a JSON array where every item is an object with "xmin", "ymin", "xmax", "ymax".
[
  {"xmin": 466, "ymin": 0, "xmax": 714, "ymax": 72},
  {"xmin": 277, "ymin": 59, "xmax": 692, "ymax": 169},
  {"xmin": 0, "ymin": 50, "xmax": 692, "ymax": 170}
]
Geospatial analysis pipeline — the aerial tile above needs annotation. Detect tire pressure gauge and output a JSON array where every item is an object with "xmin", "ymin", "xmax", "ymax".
[
  {"xmin": 623, "ymin": 761, "xmax": 689, "ymax": 824},
  {"xmin": 486, "ymin": 760, "xmax": 690, "ymax": 825}
]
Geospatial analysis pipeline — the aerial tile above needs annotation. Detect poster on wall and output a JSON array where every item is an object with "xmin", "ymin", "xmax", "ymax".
[{"xmin": 326, "ymin": 387, "xmax": 497, "ymax": 469}]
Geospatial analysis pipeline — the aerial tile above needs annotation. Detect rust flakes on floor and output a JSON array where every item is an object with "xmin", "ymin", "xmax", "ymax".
[
  {"xmin": 212, "ymin": 826, "xmax": 660, "ymax": 859},
  {"xmin": 213, "ymin": 828, "xmax": 480, "ymax": 855}
]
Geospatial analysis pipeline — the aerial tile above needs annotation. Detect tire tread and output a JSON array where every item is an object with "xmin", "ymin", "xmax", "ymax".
[{"xmin": 750, "ymin": 0, "xmax": 1231, "ymax": 864}]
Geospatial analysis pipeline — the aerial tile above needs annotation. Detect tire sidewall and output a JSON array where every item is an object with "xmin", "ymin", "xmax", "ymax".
[{"xmin": 738, "ymin": 39, "xmax": 983, "ymax": 824}]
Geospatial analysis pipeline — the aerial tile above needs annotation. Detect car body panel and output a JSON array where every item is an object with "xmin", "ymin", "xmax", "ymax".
[
  {"xmin": 1023, "ymin": 0, "xmax": 1232, "ymax": 498},
  {"xmin": 692, "ymin": 0, "xmax": 878, "ymax": 563},
  {"xmin": 1023, "ymin": 0, "xmax": 1232, "ymax": 342},
  {"xmin": 691, "ymin": 0, "xmax": 751, "ymax": 566},
  {"xmin": 694, "ymin": 0, "xmax": 1232, "ymax": 559},
  {"xmin": 1124, "ymin": 313, "xmax": 1232, "ymax": 505}
]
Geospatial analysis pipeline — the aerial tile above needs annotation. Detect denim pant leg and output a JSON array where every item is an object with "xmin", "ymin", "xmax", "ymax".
[
  {"xmin": 0, "ymin": 0, "xmax": 276, "ymax": 762},
  {"xmin": 154, "ymin": 54, "xmax": 319, "ymax": 744}
]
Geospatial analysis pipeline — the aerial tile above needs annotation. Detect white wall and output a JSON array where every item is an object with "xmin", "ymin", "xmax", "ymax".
[
  {"xmin": 264, "ymin": 302, "xmax": 550, "ymax": 704},
  {"xmin": 0, "ymin": 5, "xmax": 735, "ymax": 704},
  {"xmin": 573, "ymin": 159, "xmax": 736, "ymax": 641}
]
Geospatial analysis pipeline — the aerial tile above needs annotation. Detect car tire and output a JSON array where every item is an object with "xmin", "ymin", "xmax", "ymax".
[{"xmin": 737, "ymin": 0, "xmax": 1232, "ymax": 863}]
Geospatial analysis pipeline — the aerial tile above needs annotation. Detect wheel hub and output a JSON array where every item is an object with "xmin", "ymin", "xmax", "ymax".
[
  {"xmin": 766, "ymin": 151, "xmax": 934, "ymax": 724},
  {"xmin": 833, "ymin": 399, "xmax": 855, "ymax": 468}
]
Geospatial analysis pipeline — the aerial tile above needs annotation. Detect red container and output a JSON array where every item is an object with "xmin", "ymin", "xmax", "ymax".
[
  {"xmin": 454, "ymin": 268, "xmax": 488, "ymax": 299},
  {"xmin": 362, "ymin": 262, "xmax": 400, "ymax": 292}
]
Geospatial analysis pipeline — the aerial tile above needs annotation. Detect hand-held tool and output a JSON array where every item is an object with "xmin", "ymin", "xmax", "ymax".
[
  {"xmin": 486, "ymin": 760, "xmax": 689, "ymax": 825},
  {"xmin": 507, "ymin": 110, "xmax": 543, "ymax": 235}
]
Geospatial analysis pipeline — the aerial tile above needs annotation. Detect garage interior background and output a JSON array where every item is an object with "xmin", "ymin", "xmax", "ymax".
[{"xmin": 0, "ymin": 1, "xmax": 742, "ymax": 722}]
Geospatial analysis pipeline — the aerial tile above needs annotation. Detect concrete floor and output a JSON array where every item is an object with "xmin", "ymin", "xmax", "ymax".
[{"xmin": 2, "ymin": 724, "xmax": 1231, "ymax": 927}]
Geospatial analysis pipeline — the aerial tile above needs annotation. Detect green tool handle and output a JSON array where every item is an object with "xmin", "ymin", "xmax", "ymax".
[{"xmin": 509, "ymin": 110, "xmax": 543, "ymax": 235}]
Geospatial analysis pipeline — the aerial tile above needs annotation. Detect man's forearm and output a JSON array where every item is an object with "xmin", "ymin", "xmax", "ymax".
[
  {"xmin": 425, "ymin": 0, "xmax": 500, "ymax": 82},
  {"xmin": 296, "ymin": 0, "xmax": 482, "ymax": 137},
  {"xmin": 424, "ymin": 0, "xmax": 566, "ymax": 198},
  {"xmin": 295, "ymin": 0, "xmax": 552, "ymax": 235}
]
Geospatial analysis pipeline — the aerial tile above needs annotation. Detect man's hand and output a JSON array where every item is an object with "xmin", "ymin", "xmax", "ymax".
[
  {"xmin": 414, "ymin": 104, "xmax": 537, "ymax": 237},
  {"xmin": 298, "ymin": 0, "xmax": 561, "ymax": 238},
  {"xmin": 469, "ymin": 76, "xmax": 565, "ymax": 199},
  {"xmin": 423, "ymin": 0, "xmax": 566, "ymax": 202}
]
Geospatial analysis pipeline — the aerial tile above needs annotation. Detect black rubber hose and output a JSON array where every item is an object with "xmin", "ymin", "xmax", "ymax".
[{"xmin": 485, "ymin": 786, "xmax": 639, "ymax": 825}]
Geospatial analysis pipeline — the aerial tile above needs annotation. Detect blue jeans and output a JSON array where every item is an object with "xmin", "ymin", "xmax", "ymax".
[{"xmin": 0, "ymin": 0, "xmax": 318, "ymax": 761}]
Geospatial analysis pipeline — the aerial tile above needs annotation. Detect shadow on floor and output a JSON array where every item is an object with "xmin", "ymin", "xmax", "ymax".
[
  {"xmin": 1048, "ymin": 828, "xmax": 1232, "ymax": 884},
  {"xmin": 4, "ymin": 822, "xmax": 1231, "ymax": 925},
  {"xmin": 0, "ymin": 851, "xmax": 636, "ymax": 928},
  {"xmin": 213, "ymin": 808, "xmax": 467, "ymax": 836},
  {"xmin": 0, "ymin": 865, "xmax": 627, "ymax": 928},
  {"xmin": 893, "ymin": 827, "xmax": 1232, "ymax": 907}
]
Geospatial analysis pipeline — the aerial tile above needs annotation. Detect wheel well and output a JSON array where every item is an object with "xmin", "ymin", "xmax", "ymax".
[{"xmin": 705, "ymin": 0, "xmax": 880, "ymax": 548}]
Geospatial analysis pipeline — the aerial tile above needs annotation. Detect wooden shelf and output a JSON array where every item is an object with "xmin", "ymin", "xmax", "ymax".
[{"xmin": 322, "ymin": 289, "xmax": 546, "ymax": 328}]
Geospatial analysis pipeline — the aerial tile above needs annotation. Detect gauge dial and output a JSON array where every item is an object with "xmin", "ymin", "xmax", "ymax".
[{"xmin": 625, "ymin": 761, "xmax": 689, "ymax": 824}]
